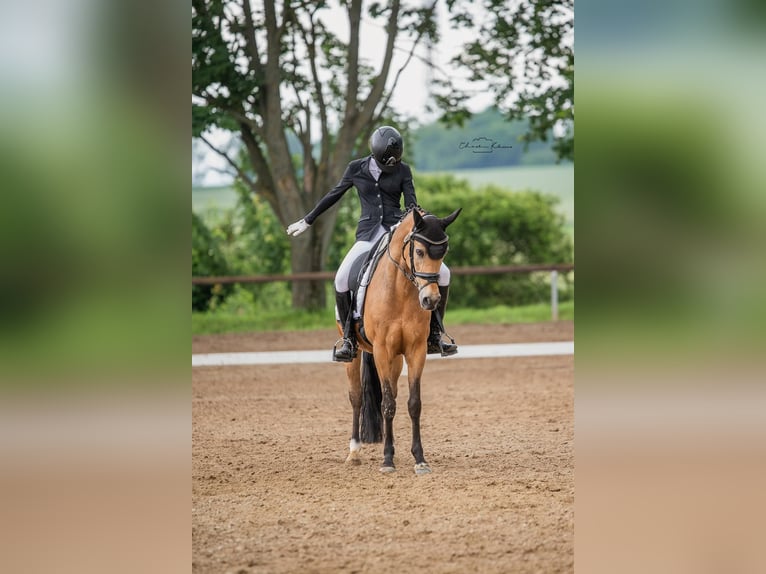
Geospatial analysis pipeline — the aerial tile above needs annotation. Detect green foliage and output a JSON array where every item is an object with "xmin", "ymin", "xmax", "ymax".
[
  {"xmin": 202, "ymin": 182, "xmax": 295, "ymax": 306},
  {"xmin": 439, "ymin": 1, "xmax": 574, "ymax": 161},
  {"xmin": 416, "ymin": 174, "xmax": 573, "ymax": 308},
  {"xmin": 220, "ymin": 183, "xmax": 291, "ymax": 275},
  {"xmin": 193, "ymin": 182, "xmax": 361, "ymax": 309},
  {"xmin": 193, "ymin": 173, "xmax": 573, "ymax": 313},
  {"xmin": 192, "ymin": 285, "xmax": 335, "ymax": 334},
  {"xmin": 192, "ymin": 212, "xmax": 233, "ymax": 311},
  {"xmin": 192, "ymin": 0, "xmax": 445, "ymax": 309}
]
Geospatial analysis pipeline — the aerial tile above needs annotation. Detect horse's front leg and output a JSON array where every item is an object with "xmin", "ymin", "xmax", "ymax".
[
  {"xmin": 345, "ymin": 356, "xmax": 362, "ymax": 465},
  {"xmin": 407, "ymin": 348, "xmax": 431, "ymax": 475},
  {"xmin": 374, "ymin": 349, "xmax": 403, "ymax": 473}
]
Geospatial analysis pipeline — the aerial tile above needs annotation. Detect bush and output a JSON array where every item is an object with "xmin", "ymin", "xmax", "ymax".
[
  {"xmin": 415, "ymin": 174, "xmax": 573, "ymax": 308},
  {"xmin": 192, "ymin": 212, "xmax": 233, "ymax": 311}
]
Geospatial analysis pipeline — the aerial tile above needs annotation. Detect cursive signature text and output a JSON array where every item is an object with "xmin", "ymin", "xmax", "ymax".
[{"xmin": 458, "ymin": 136, "xmax": 514, "ymax": 154}]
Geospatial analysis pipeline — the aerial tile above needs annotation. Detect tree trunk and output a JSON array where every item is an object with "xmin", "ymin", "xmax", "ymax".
[{"xmin": 289, "ymin": 231, "xmax": 325, "ymax": 309}]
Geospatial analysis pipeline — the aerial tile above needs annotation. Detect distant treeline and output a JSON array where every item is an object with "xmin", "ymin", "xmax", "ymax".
[{"xmin": 410, "ymin": 107, "xmax": 559, "ymax": 171}]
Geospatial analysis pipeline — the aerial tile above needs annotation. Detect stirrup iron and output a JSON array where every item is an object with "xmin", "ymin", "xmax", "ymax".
[
  {"xmin": 436, "ymin": 330, "xmax": 458, "ymax": 357},
  {"xmin": 332, "ymin": 337, "xmax": 357, "ymax": 362}
]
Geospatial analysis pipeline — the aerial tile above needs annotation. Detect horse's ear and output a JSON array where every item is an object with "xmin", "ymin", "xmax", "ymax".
[
  {"xmin": 441, "ymin": 208, "xmax": 462, "ymax": 229},
  {"xmin": 412, "ymin": 209, "xmax": 424, "ymax": 230}
]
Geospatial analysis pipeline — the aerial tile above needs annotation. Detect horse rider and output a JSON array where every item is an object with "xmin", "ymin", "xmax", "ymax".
[{"xmin": 286, "ymin": 125, "xmax": 458, "ymax": 362}]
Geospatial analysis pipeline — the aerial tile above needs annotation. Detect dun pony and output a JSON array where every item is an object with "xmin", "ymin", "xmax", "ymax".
[{"xmin": 342, "ymin": 206, "xmax": 461, "ymax": 474}]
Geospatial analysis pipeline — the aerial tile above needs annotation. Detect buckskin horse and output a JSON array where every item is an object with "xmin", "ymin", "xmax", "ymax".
[{"xmin": 342, "ymin": 206, "xmax": 461, "ymax": 474}]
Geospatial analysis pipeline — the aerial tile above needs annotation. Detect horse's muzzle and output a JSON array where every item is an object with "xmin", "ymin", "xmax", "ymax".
[{"xmin": 420, "ymin": 292, "xmax": 441, "ymax": 311}]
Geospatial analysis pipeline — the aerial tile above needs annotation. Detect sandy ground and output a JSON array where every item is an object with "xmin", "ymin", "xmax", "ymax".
[{"xmin": 192, "ymin": 321, "xmax": 573, "ymax": 573}]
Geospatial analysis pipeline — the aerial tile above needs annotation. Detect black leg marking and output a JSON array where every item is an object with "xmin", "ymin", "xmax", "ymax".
[
  {"xmin": 408, "ymin": 378, "xmax": 426, "ymax": 465},
  {"xmin": 381, "ymin": 383, "xmax": 396, "ymax": 469}
]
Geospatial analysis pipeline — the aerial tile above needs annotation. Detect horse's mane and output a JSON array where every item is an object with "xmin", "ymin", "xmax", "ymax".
[{"xmin": 398, "ymin": 204, "xmax": 424, "ymax": 223}]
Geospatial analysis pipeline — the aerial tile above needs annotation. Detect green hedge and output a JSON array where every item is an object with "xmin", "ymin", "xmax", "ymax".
[
  {"xmin": 414, "ymin": 174, "xmax": 573, "ymax": 308},
  {"xmin": 192, "ymin": 211, "xmax": 233, "ymax": 311}
]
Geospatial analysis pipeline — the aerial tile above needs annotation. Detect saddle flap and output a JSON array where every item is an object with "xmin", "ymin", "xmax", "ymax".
[
  {"xmin": 348, "ymin": 232, "xmax": 391, "ymax": 321},
  {"xmin": 347, "ymin": 252, "xmax": 368, "ymax": 294}
]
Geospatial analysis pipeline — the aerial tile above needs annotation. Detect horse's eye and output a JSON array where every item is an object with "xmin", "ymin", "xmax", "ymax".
[{"xmin": 415, "ymin": 248, "xmax": 425, "ymax": 257}]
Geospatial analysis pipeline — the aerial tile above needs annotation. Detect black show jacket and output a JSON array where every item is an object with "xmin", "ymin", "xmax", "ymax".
[{"xmin": 304, "ymin": 156, "xmax": 417, "ymax": 241}]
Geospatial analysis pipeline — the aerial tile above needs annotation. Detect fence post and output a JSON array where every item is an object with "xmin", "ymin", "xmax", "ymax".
[{"xmin": 550, "ymin": 269, "xmax": 559, "ymax": 321}]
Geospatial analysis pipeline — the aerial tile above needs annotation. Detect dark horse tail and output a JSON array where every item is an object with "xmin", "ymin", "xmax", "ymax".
[{"xmin": 360, "ymin": 351, "xmax": 383, "ymax": 443}]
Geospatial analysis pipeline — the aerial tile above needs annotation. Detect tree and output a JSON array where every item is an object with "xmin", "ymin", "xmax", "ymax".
[
  {"xmin": 435, "ymin": 0, "xmax": 574, "ymax": 160},
  {"xmin": 192, "ymin": 0, "xmax": 438, "ymax": 309}
]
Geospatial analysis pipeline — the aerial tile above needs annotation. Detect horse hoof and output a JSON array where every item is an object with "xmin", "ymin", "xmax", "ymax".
[
  {"xmin": 379, "ymin": 465, "xmax": 396, "ymax": 474},
  {"xmin": 414, "ymin": 463, "xmax": 431, "ymax": 475},
  {"xmin": 345, "ymin": 456, "xmax": 361, "ymax": 466}
]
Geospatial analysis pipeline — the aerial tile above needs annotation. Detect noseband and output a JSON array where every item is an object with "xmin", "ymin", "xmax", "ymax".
[{"xmin": 387, "ymin": 228, "xmax": 449, "ymax": 293}]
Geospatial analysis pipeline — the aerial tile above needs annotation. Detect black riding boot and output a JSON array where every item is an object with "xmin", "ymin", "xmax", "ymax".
[
  {"xmin": 333, "ymin": 290, "xmax": 357, "ymax": 362},
  {"xmin": 427, "ymin": 285, "xmax": 458, "ymax": 356}
]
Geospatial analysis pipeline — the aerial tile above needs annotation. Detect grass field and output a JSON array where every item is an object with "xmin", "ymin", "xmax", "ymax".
[
  {"xmin": 192, "ymin": 300, "xmax": 573, "ymax": 335},
  {"xmin": 192, "ymin": 163, "xmax": 574, "ymax": 226},
  {"xmin": 192, "ymin": 184, "xmax": 239, "ymax": 212}
]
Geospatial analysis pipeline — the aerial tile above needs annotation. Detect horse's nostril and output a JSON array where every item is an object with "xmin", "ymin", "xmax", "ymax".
[{"xmin": 421, "ymin": 294, "xmax": 440, "ymax": 310}]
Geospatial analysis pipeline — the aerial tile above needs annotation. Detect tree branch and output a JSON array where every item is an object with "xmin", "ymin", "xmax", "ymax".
[
  {"xmin": 299, "ymin": 16, "xmax": 329, "ymax": 164},
  {"xmin": 238, "ymin": 125, "xmax": 281, "ymax": 218},
  {"xmin": 241, "ymin": 0, "xmax": 265, "ymax": 81},
  {"xmin": 225, "ymin": 106, "xmax": 264, "ymax": 136},
  {"xmin": 354, "ymin": 0, "xmax": 401, "ymax": 132},
  {"xmin": 199, "ymin": 133, "xmax": 256, "ymax": 192},
  {"xmin": 261, "ymin": 0, "xmax": 302, "ymax": 215},
  {"xmin": 289, "ymin": 83, "xmax": 317, "ymax": 194},
  {"xmin": 375, "ymin": 9, "xmax": 435, "ymax": 121},
  {"xmin": 344, "ymin": 0, "xmax": 362, "ymax": 121}
]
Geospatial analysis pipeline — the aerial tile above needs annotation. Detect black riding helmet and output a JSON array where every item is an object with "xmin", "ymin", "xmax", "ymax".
[{"xmin": 369, "ymin": 126, "xmax": 403, "ymax": 173}]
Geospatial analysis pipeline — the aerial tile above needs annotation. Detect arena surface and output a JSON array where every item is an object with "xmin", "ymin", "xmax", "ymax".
[{"xmin": 192, "ymin": 322, "xmax": 573, "ymax": 573}]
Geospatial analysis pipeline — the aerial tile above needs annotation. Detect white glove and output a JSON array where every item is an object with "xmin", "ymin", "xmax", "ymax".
[{"xmin": 286, "ymin": 218, "xmax": 310, "ymax": 237}]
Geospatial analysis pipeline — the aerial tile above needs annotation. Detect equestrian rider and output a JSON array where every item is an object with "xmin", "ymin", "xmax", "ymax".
[{"xmin": 286, "ymin": 125, "xmax": 458, "ymax": 362}]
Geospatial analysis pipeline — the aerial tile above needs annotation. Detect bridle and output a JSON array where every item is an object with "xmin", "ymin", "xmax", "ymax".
[{"xmin": 386, "ymin": 227, "xmax": 449, "ymax": 294}]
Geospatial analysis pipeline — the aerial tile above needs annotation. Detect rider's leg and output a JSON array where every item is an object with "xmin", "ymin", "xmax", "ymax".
[
  {"xmin": 332, "ymin": 240, "xmax": 375, "ymax": 363},
  {"xmin": 333, "ymin": 289, "xmax": 356, "ymax": 362},
  {"xmin": 427, "ymin": 264, "xmax": 458, "ymax": 356}
]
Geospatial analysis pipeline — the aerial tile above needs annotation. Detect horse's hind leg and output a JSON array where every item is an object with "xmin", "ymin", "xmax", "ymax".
[{"xmin": 345, "ymin": 357, "xmax": 362, "ymax": 465}]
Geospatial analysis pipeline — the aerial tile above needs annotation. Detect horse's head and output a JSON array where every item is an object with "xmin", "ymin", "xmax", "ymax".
[{"xmin": 401, "ymin": 207, "xmax": 462, "ymax": 311}]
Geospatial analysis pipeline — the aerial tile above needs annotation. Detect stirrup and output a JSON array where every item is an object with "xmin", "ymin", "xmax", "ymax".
[
  {"xmin": 332, "ymin": 337, "xmax": 357, "ymax": 362},
  {"xmin": 428, "ymin": 332, "xmax": 458, "ymax": 357},
  {"xmin": 439, "ymin": 339, "xmax": 458, "ymax": 357}
]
